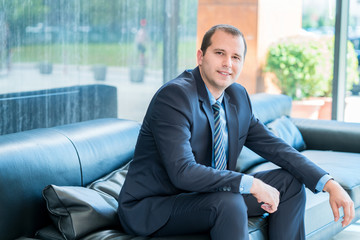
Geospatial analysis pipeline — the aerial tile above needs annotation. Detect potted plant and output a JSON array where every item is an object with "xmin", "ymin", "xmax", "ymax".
[
  {"xmin": 39, "ymin": 61, "xmax": 53, "ymax": 74},
  {"xmin": 265, "ymin": 35, "xmax": 359, "ymax": 119},
  {"xmin": 92, "ymin": 64, "xmax": 107, "ymax": 81}
]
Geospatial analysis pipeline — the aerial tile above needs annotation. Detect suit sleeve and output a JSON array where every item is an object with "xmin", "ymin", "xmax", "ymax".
[
  {"xmin": 243, "ymin": 94, "xmax": 328, "ymax": 192},
  {"xmin": 149, "ymin": 83, "xmax": 243, "ymax": 193}
]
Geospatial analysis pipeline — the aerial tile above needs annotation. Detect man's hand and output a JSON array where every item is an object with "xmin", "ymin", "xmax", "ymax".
[
  {"xmin": 323, "ymin": 179, "xmax": 355, "ymax": 227},
  {"xmin": 250, "ymin": 178, "xmax": 280, "ymax": 213}
]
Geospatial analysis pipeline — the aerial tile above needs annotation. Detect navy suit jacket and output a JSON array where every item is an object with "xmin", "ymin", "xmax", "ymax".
[{"xmin": 117, "ymin": 67, "xmax": 327, "ymax": 236}]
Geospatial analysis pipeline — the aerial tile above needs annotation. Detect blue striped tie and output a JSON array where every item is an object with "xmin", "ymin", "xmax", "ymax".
[{"xmin": 212, "ymin": 101, "xmax": 227, "ymax": 170}]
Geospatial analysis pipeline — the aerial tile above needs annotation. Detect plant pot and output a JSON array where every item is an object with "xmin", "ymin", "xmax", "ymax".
[
  {"xmin": 317, "ymin": 97, "xmax": 332, "ymax": 120},
  {"xmin": 130, "ymin": 66, "xmax": 145, "ymax": 83},
  {"xmin": 291, "ymin": 98, "xmax": 325, "ymax": 119},
  {"xmin": 92, "ymin": 65, "xmax": 107, "ymax": 81},
  {"xmin": 351, "ymin": 83, "xmax": 360, "ymax": 96},
  {"xmin": 39, "ymin": 62, "xmax": 53, "ymax": 74}
]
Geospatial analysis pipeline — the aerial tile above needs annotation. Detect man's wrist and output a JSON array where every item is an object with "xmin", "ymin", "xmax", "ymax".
[
  {"xmin": 323, "ymin": 179, "xmax": 338, "ymax": 193},
  {"xmin": 316, "ymin": 174, "xmax": 334, "ymax": 192},
  {"xmin": 239, "ymin": 175, "xmax": 254, "ymax": 194}
]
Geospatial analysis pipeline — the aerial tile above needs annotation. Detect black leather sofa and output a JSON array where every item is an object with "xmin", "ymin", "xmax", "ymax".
[{"xmin": 1, "ymin": 93, "xmax": 359, "ymax": 240}]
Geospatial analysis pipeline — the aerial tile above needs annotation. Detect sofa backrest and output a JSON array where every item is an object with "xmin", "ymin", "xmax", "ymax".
[
  {"xmin": 54, "ymin": 118, "xmax": 141, "ymax": 186},
  {"xmin": 0, "ymin": 84, "xmax": 118, "ymax": 135},
  {"xmin": 0, "ymin": 118, "xmax": 140, "ymax": 240},
  {"xmin": 250, "ymin": 93, "xmax": 292, "ymax": 124}
]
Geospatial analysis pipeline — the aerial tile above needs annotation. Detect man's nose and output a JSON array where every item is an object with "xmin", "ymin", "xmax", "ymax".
[{"xmin": 223, "ymin": 56, "xmax": 232, "ymax": 68}]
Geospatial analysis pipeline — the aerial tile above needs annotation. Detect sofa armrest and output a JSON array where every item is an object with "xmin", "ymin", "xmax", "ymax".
[{"xmin": 291, "ymin": 118, "xmax": 360, "ymax": 153}]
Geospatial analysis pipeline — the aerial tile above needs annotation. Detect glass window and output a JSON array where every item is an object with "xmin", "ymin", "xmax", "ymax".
[
  {"xmin": 265, "ymin": 0, "xmax": 359, "ymax": 122},
  {"xmin": 0, "ymin": 0, "xmax": 198, "ymax": 135},
  {"xmin": 264, "ymin": 0, "xmax": 337, "ymax": 120},
  {"xmin": 346, "ymin": 0, "xmax": 360, "ymax": 123}
]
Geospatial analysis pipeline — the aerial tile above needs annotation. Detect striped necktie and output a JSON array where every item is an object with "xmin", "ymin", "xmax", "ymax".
[{"xmin": 212, "ymin": 101, "xmax": 227, "ymax": 170}]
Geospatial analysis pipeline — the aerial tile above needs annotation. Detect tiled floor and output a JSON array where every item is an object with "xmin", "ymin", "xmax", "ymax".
[{"xmin": 332, "ymin": 220, "xmax": 360, "ymax": 239}]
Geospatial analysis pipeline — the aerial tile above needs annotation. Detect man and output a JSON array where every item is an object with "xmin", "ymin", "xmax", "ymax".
[{"xmin": 118, "ymin": 24, "xmax": 354, "ymax": 240}]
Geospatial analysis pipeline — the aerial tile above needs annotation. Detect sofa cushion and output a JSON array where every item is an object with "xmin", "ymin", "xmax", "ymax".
[
  {"xmin": 245, "ymin": 150, "xmax": 360, "ymax": 209},
  {"xmin": 303, "ymin": 188, "xmax": 338, "ymax": 237},
  {"xmin": 42, "ymin": 185, "xmax": 119, "ymax": 240},
  {"xmin": 74, "ymin": 216, "xmax": 267, "ymax": 240},
  {"xmin": 37, "ymin": 216, "xmax": 268, "ymax": 240},
  {"xmin": 236, "ymin": 146, "xmax": 266, "ymax": 173},
  {"xmin": 301, "ymin": 150, "xmax": 360, "ymax": 209},
  {"xmin": 87, "ymin": 162, "xmax": 129, "ymax": 199},
  {"xmin": 39, "ymin": 162, "xmax": 269, "ymax": 240},
  {"xmin": 40, "ymin": 164, "xmax": 129, "ymax": 240},
  {"xmin": 237, "ymin": 116, "xmax": 305, "ymax": 173},
  {"xmin": 250, "ymin": 93, "xmax": 292, "ymax": 125},
  {"xmin": 243, "ymin": 160, "xmax": 349, "ymax": 238},
  {"xmin": 266, "ymin": 116, "xmax": 306, "ymax": 151}
]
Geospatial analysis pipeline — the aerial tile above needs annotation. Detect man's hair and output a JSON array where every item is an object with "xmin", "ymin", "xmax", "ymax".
[{"xmin": 200, "ymin": 24, "xmax": 247, "ymax": 58}]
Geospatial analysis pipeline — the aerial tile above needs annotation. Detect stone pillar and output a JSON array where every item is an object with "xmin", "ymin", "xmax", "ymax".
[{"xmin": 197, "ymin": 0, "xmax": 302, "ymax": 94}]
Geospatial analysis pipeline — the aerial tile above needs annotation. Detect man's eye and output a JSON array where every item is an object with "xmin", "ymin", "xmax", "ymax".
[
  {"xmin": 233, "ymin": 56, "xmax": 241, "ymax": 61},
  {"xmin": 216, "ymin": 52, "xmax": 223, "ymax": 55}
]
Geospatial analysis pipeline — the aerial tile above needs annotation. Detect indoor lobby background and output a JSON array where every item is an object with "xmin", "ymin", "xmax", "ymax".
[
  {"xmin": 1, "ymin": 0, "xmax": 359, "ymax": 125},
  {"xmin": 0, "ymin": 0, "xmax": 360, "ymax": 239},
  {"xmin": 0, "ymin": 0, "xmax": 360, "ymax": 122}
]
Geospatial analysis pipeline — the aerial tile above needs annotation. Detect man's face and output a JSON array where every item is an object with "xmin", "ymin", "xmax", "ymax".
[{"xmin": 197, "ymin": 30, "xmax": 245, "ymax": 98}]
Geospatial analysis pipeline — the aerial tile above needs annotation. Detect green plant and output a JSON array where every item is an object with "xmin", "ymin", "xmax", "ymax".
[{"xmin": 265, "ymin": 35, "xmax": 359, "ymax": 100}]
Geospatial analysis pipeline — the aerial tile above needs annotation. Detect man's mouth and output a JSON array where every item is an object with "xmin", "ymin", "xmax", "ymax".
[{"xmin": 218, "ymin": 71, "xmax": 232, "ymax": 76}]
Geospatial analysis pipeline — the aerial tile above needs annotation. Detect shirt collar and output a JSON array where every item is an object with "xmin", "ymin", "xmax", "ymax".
[{"xmin": 205, "ymin": 85, "xmax": 224, "ymax": 106}]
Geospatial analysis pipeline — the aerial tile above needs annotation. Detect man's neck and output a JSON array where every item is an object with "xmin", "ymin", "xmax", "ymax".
[{"xmin": 198, "ymin": 68, "xmax": 223, "ymax": 100}]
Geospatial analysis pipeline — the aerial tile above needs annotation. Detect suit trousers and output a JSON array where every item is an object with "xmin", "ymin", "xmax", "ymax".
[{"xmin": 152, "ymin": 169, "xmax": 306, "ymax": 240}]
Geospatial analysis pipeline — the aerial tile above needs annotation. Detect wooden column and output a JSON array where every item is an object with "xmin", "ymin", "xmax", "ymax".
[{"xmin": 197, "ymin": 0, "xmax": 302, "ymax": 94}]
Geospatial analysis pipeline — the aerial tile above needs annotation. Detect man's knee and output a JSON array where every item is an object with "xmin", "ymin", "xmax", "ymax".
[
  {"xmin": 211, "ymin": 192, "xmax": 248, "ymax": 221},
  {"xmin": 280, "ymin": 170, "xmax": 306, "ymax": 204},
  {"xmin": 209, "ymin": 192, "xmax": 249, "ymax": 239}
]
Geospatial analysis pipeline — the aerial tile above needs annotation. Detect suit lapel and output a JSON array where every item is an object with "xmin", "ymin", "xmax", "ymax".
[
  {"xmin": 193, "ymin": 67, "xmax": 214, "ymax": 132},
  {"xmin": 201, "ymin": 100, "xmax": 214, "ymax": 135},
  {"xmin": 224, "ymin": 93, "xmax": 239, "ymax": 171},
  {"xmin": 192, "ymin": 67, "xmax": 239, "ymax": 169},
  {"xmin": 193, "ymin": 67, "xmax": 215, "ymax": 164}
]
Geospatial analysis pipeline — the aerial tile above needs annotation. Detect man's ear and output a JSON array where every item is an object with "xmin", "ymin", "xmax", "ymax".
[{"xmin": 197, "ymin": 49, "xmax": 203, "ymax": 65}]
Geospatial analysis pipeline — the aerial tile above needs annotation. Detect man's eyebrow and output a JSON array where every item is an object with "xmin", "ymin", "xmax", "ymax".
[
  {"xmin": 213, "ymin": 48, "xmax": 225, "ymax": 52},
  {"xmin": 213, "ymin": 48, "xmax": 242, "ymax": 57}
]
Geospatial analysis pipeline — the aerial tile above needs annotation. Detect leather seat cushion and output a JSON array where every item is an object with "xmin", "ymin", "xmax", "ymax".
[
  {"xmin": 245, "ymin": 150, "xmax": 360, "ymax": 209},
  {"xmin": 37, "ymin": 161, "xmax": 268, "ymax": 239},
  {"xmin": 301, "ymin": 150, "xmax": 360, "ymax": 208},
  {"xmin": 37, "ymin": 216, "xmax": 267, "ymax": 240}
]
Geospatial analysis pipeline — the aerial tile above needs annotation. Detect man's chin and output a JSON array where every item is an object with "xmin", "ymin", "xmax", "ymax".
[{"xmin": 217, "ymin": 79, "xmax": 235, "ymax": 88}]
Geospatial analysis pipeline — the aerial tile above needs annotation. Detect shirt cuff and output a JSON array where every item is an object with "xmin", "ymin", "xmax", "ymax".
[
  {"xmin": 315, "ymin": 174, "xmax": 334, "ymax": 192},
  {"xmin": 239, "ymin": 175, "xmax": 254, "ymax": 194}
]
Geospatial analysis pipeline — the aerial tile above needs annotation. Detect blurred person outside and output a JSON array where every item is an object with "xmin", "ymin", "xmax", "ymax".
[
  {"xmin": 135, "ymin": 19, "xmax": 147, "ymax": 68},
  {"xmin": 130, "ymin": 19, "xmax": 148, "ymax": 83}
]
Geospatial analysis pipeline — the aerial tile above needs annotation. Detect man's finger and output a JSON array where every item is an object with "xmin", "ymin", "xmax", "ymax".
[
  {"xmin": 330, "ymin": 201, "xmax": 340, "ymax": 222},
  {"xmin": 261, "ymin": 203, "xmax": 276, "ymax": 213},
  {"xmin": 342, "ymin": 207, "xmax": 350, "ymax": 227},
  {"xmin": 341, "ymin": 201, "xmax": 355, "ymax": 227}
]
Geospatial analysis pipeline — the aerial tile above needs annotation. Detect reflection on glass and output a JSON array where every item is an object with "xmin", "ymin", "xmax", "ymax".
[
  {"xmin": 266, "ymin": 0, "xmax": 359, "ymax": 122},
  {"xmin": 0, "ymin": 0, "xmax": 198, "ymax": 131},
  {"xmin": 263, "ymin": 0, "xmax": 338, "ymax": 120},
  {"xmin": 346, "ymin": 0, "xmax": 360, "ymax": 123}
]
